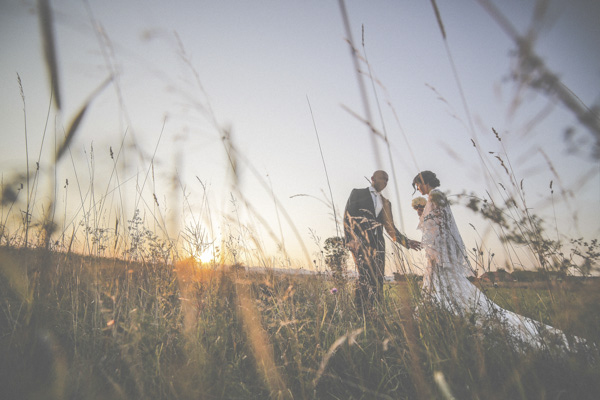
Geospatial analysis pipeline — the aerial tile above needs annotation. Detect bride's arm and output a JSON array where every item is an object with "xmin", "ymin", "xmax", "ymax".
[{"xmin": 421, "ymin": 191, "xmax": 448, "ymax": 262}]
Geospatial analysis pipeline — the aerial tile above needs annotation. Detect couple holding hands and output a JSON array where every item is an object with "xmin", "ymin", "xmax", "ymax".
[
  {"xmin": 344, "ymin": 170, "xmax": 580, "ymax": 350},
  {"xmin": 343, "ymin": 169, "xmax": 440, "ymax": 308}
]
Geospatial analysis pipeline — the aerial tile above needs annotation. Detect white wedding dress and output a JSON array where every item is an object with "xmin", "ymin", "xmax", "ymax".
[{"xmin": 418, "ymin": 188, "xmax": 576, "ymax": 350}]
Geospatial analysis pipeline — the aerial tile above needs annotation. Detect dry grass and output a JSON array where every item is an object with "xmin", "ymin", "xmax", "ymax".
[
  {"xmin": 1, "ymin": 1, "xmax": 599, "ymax": 399},
  {"xmin": 1, "ymin": 245, "xmax": 599, "ymax": 399}
]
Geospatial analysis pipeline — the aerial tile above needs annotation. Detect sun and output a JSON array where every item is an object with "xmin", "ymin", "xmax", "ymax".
[{"xmin": 196, "ymin": 245, "xmax": 217, "ymax": 265}]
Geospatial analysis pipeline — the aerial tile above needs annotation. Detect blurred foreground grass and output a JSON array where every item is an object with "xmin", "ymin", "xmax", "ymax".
[{"xmin": 1, "ymin": 246, "xmax": 599, "ymax": 400}]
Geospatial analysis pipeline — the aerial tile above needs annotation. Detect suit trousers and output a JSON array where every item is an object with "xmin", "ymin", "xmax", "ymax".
[{"xmin": 352, "ymin": 243, "xmax": 385, "ymax": 309}]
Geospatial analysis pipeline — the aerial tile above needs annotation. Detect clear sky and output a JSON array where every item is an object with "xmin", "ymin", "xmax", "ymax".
[{"xmin": 1, "ymin": 0, "xmax": 599, "ymax": 275}]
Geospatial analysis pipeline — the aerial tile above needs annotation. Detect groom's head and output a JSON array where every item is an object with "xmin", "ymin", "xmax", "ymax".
[{"xmin": 371, "ymin": 170, "xmax": 389, "ymax": 192}]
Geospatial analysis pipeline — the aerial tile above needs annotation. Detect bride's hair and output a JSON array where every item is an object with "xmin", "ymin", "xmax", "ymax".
[{"xmin": 412, "ymin": 171, "xmax": 440, "ymax": 189}]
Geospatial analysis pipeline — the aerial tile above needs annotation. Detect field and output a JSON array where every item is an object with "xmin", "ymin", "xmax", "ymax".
[
  {"xmin": 2, "ymin": 246, "xmax": 599, "ymax": 400},
  {"xmin": 2, "ymin": 2, "xmax": 600, "ymax": 399}
]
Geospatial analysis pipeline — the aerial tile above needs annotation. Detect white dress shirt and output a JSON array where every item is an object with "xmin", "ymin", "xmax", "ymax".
[{"xmin": 369, "ymin": 186, "xmax": 383, "ymax": 216}]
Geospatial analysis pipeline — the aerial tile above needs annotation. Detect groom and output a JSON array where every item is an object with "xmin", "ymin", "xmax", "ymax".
[{"xmin": 344, "ymin": 170, "xmax": 420, "ymax": 309}]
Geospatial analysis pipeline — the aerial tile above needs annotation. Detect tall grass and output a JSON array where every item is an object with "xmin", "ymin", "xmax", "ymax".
[
  {"xmin": 2, "ymin": 245, "xmax": 599, "ymax": 399},
  {"xmin": 1, "ymin": 1, "xmax": 599, "ymax": 399}
]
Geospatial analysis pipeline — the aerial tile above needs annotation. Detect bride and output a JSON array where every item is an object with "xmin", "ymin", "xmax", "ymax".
[{"xmin": 412, "ymin": 170, "xmax": 579, "ymax": 350}]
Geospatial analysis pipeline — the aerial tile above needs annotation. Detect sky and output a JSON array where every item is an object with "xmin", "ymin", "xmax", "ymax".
[{"xmin": 1, "ymin": 0, "xmax": 599, "ymax": 275}]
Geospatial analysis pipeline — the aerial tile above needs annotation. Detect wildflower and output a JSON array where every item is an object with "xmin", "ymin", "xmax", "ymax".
[{"xmin": 330, "ymin": 288, "xmax": 338, "ymax": 294}]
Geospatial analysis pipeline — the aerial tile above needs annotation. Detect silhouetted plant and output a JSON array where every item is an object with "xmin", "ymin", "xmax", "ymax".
[
  {"xmin": 570, "ymin": 238, "xmax": 600, "ymax": 277},
  {"xmin": 324, "ymin": 236, "xmax": 348, "ymax": 284}
]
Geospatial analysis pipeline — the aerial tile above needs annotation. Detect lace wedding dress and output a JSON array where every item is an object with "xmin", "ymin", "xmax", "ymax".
[{"xmin": 418, "ymin": 189, "xmax": 576, "ymax": 350}]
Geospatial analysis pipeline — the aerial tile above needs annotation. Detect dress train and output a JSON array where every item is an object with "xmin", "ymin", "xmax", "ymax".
[{"xmin": 419, "ymin": 189, "xmax": 582, "ymax": 350}]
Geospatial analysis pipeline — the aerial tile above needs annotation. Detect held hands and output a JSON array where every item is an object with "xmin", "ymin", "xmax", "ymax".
[{"xmin": 407, "ymin": 239, "xmax": 421, "ymax": 251}]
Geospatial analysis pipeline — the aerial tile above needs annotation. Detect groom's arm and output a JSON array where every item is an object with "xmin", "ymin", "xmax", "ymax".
[
  {"xmin": 393, "ymin": 227, "xmax": 409, "ymax": 248},
  {"xmin": 393, "ymin": 227, "xmax": 421, "ymax": 250},
  {"xmin": 382, "ymin": 199, "xmax": 421, "ymax": 250}
]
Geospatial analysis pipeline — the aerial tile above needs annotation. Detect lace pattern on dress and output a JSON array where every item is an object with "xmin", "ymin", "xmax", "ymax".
[
  {"xmin": 419, "ymin": 189, "xmax": 474, "ymax": 283},
  {"xmin": 416, "ymin": 189, "xmax": 580, "ymax": 350}
]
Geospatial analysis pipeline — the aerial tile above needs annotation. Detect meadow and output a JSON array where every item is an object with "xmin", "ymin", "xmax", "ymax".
[
  {"xmin": 2, "ymin": 1, "xmax": 600, "ymax": 399},
  {"xmin": 1, "ymin": 243, "xmax": 599, "ymax": 400}
]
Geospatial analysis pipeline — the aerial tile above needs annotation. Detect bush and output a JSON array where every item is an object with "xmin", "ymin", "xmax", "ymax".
[{"xmin": 324, "ymin": 237, "xmax": 348, "ymax": 284}]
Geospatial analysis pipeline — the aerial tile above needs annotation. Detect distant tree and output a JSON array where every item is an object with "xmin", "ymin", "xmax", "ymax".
[
  {"xmin": 393, "ymin": 272, "xmax": 406, "ymax": 282},
  {"xmin": 394, "ymin": 272, "xmax": 422, "ymax": 283},
  {"xmin": 511, "ymin": 269, "xmax": 537, "ymax": 282},
  {"xmin": 324, "ymin": 237, "xmax": 348, "ymax": 284}
]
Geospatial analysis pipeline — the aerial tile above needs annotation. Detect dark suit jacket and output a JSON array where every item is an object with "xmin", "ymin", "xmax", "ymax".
[{"xmin": 343, "ymin": 187, "xmax": 409, "ymax": 254}]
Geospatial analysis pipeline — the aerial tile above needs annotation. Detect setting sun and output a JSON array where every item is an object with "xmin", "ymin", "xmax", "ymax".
[
  {"xmin": 1, "ymin": 1, "xmax": 598, "ymax": 398},
  {"xmin": 196, "ymin": 246, "xmax": 218, "ymax": 265}
]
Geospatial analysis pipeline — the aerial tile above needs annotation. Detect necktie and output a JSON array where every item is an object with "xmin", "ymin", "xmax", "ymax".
[{"xmin": 373, "ymin": 192, "xmax": 382, "ymax": 216}]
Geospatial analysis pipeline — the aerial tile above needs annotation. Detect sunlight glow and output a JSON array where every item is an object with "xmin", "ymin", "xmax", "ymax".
[{"xmin": 196, "ymin": 245, "xmax": 217, "ymax": 265}]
